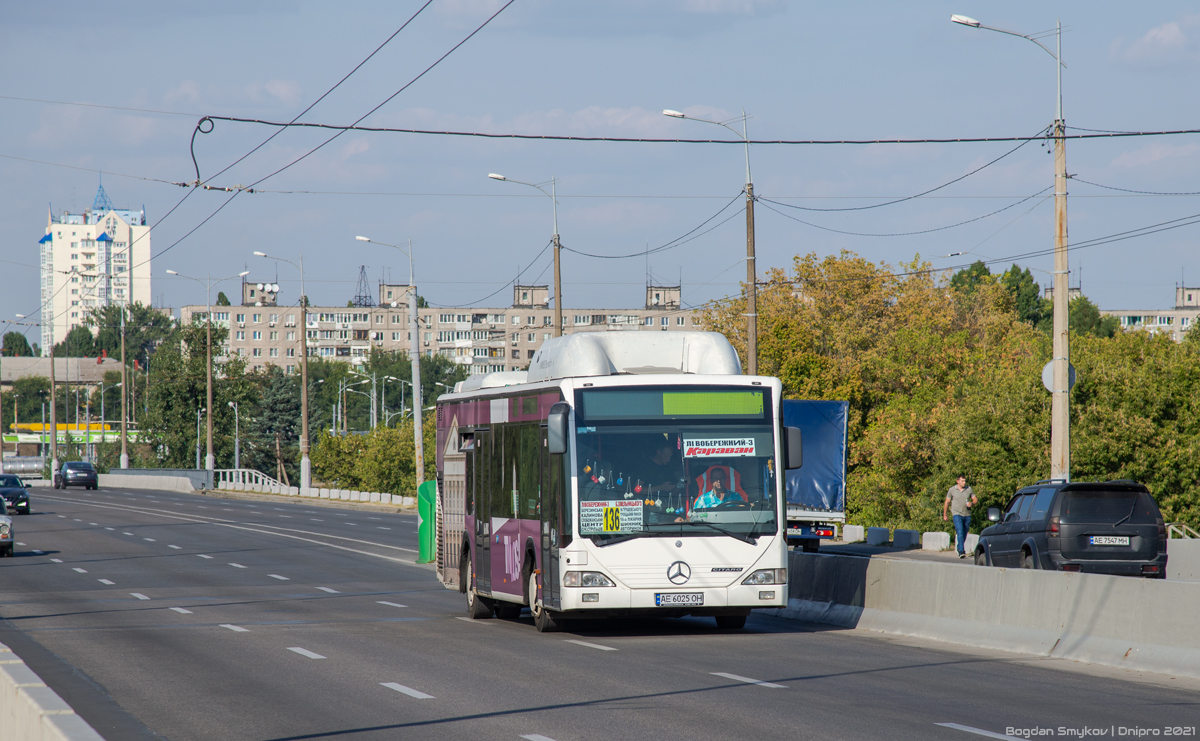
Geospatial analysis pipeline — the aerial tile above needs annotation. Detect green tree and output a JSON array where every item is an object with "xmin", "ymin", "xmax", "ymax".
[
  {"xmin": 216, "ymin": 291, "xmax": 231, "ymax": 307},
  {"xmin": 243, "ymin": 367, "xmax": 301, "ymax": 484},
  {"xmin": 311, "ymin": 410, "xmax": 436, "ymax": 495},
  {"xmin": 998, "ymin": 264, "xmax": 1048, "ymax": 327},
  {"xmin": 949, "ymin": 260, "xmax": 993, "ymax": 296},
  {"xmin": 54, "ymin": 326, "xmax": 97, "ymax": 358},
  {"xmin": 86, "ymin": 303, "xmax": 176, "ymax": 367},
  {"xmin": 1036, "ymin": 295, "xmax": 1119, "ymax": 338},
  {"xmin": 2, "ymin": 331, "xmax": 34, "ymax": 357},
  {"xmin": 1, "ymin": 376, "xmax": 50, "ymax": 433}
]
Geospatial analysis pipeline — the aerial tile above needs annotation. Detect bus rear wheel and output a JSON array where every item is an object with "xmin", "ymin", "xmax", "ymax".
[{"xmin": 528, "ymin": 570, "xmax": 561, "ymax": 633}]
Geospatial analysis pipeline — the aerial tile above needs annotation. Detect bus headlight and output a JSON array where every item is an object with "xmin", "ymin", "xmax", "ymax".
[
  {"xmin": 742, "ymin": 568, "xmax": 787, "ymax": 585},
  {"xmin": 563, "ymin": 571, "xmax": 615, "ymax": 588}
]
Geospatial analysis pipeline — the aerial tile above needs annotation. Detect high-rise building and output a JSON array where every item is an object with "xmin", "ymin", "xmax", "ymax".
[{"xmin": 38, "ymin": 183, "xmax": 151, "ymax": 352}]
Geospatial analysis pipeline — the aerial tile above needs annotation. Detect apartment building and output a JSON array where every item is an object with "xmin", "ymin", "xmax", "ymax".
[
  {"xmin": 180, "ymin": 282, "xmax": 702, "ymax": 374},
  {"xmin": 37, "ymin": 183, "xmax": 152, "ymax": 351},
  {"xmin": 1103, "ymin": 286, "xmax": 1200, "ymax": 342}
]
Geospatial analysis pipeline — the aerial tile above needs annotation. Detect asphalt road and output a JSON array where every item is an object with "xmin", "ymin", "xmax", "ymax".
[{"xmin": 1, "ymin": 485, "xmax": 1196, "ymax": 741}]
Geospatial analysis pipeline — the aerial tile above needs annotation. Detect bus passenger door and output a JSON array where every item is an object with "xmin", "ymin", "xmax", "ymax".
[
  {"xmin": 474, "ymin": 428, "xmax": 492, "ymax": 594},
  {"xmin": 540, "ymin": 426, "xmax": 562, "ymax": 610}
]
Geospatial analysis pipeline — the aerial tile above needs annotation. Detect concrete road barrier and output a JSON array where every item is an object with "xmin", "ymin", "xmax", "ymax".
[
  {"xmin": 772, "ymin": 550, "xmax": 1200, "ymax": 680},
  {"xmin": 0, "ymin": 642, "xmax": 104, "ymax": 741},
  {"xmin": 922, "ymin": 532, "xmax": 950, "ymax": 551},
  {"xmin": 842, "ymin": 525, "xmax": 864, "ymax": 543},
  {"xmin": 97, "ymin": 473, "xmax": 195, "ymax": 493},
  {"xmin": 1167, "ymin": 539, "xmax": 1200, "ymax": 582},
  {"xmin": 866, "ymin": 527, "xmax": 890, "ymax": 546},
  {"xmin": 892, "ymin": 529, "xmax": 920, "ymax": 549}
]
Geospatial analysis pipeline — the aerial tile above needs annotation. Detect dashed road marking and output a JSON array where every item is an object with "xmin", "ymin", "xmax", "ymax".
[
  {"xmin": 710, "ymin": 672, "xmax": 786, "ymax": 689},
  {"xmin": 143, "ymin": 538, "xmax": 157, "ymax": 542},
  {"xmin": 32, "ymin": 550, "xmax": 44, "ymax": 555},
  {"xmin": 455, "ymin": 617, "xmax": 491, "ymax": 623},
  {"xmin": 287, "ymin": 647, "xmax": 326, "ymax": 659},
  {"xmin": 268, "ymin": 574, "xmax": 290, "ymax": 580},
  {"xmin": 377, "ymin": 601, "xmax": 407, "ymax": 608},
  {"xmin": 220, "ymin": 624, "xmax": 249, "ymax": 632},
  {"xmin": 98, "ymin": 579, "xmax": 115, "ymax": 585},
  {"xmin": 381, "ymin": 682, "xmax": 434, "ymax": 700},
  {"xmin": 169, "ymin": 607, "xmax": 193, "ymax": 614},
  {"xmin": 123, "ymin": 532, "xmax": 134, "ymax": 536},
  {"xmin": 565, "ymin": 639, "xmax": 617, "ymax": 652},
  {"xmin": 198, "ymin": 555, "xmax": 213, "ymax": 559},
  {"xmin": 105, "ymin": 527, "xmax": 115, "ymax": 531},
  {"xmin": 72, "ymin": 567, "xmax": 87, "ymax": 573},
  {"xmin": 936, "ymin": 723, "xmax": 1021, "ymax": 740},
  {"xmin": 316, "ymin": 587, "xmax": 339, "ymax": 594},
  {"xmin": 130, "ymin": 593, "xmax": 150, "ymax": 600},
  {"xmin": 89, "ymin": 523, "xmax": 98, "ymax": 526},
  {"xmin": 229, "ymin": 563, "xmax": 246, "ymax": 568},
  {"xmin": 521, "ymin": 735, "xmax": 559, "ymax": 741},
  {"xmin": 50, "ymin": 558, "xmax": 63, "ymax": 563},
  {"xmin": 168, "ymin": 545, "xmax": 181, "ymax": 549},
  {"xmin": 377, "ymin": 527, "xmax": 391, "ymax": 530}
]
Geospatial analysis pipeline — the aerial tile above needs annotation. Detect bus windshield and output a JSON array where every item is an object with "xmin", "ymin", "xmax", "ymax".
[{"xmin": 574, "ymin": 387, "xmax": 778, "ymax": 543}]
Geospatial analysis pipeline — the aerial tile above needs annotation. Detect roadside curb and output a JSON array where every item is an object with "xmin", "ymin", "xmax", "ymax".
[
  {"xmin": 193, "ymin": 487, "xmax": 418, "ymax": 514},
  {"xmin": 0, "ymin": 642, "xmax": 103, "ymax": 741}
]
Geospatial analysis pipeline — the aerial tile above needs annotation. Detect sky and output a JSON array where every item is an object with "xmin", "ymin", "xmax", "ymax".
[{"xmin": 3, "ymin": 1, "xmax": 1200, "ymax": 343}]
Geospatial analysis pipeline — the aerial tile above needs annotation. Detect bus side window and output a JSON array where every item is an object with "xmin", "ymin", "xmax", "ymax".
[{"xmin": 519, "ymin": 425, "xmax": 539, "ymax": 518}]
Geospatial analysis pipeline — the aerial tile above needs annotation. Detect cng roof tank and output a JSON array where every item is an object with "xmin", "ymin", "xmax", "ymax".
[{"xmin": 526, "ymin": 331, "xmax": 743, "ymax": 383}]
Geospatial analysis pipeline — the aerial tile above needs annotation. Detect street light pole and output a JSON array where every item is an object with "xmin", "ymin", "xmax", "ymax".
[
  {"xmin": 662, "ymin": 110, "xmax": 757, "ymax": 374},
  {"xmin": 167, "ymin": 269, "xmax": 250, "ymax": 476},
  {"xmin": 487, "ymin": 174, "xmax": 563, "ymax": 337},
  {"xmin": 254, "ymin": 251, "xmax": 310, "ymax": 490},
  {"xmin": 228, "ymin": 400, "xmax": 240, "ymax": 469},
  {"xmin": 356, "ymin": 236, "xmax": 426, "ymax": 486},
  {"xmin": 952, "ymin": 14, "xmax": 1069, "ymax": 480}
]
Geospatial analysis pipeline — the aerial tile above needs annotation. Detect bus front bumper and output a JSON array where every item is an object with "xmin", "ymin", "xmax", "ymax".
[{"xmin": 557, "ymin": 582, "xmax": 787, "ymax": 613}]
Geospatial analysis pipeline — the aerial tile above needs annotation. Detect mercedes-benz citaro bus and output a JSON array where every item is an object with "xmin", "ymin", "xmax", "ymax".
[{"xmin": 434, "ymin": 331, "xmax": 801, "ymax": 632}]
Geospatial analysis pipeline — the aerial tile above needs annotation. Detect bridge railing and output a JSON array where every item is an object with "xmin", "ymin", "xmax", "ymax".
[
  {"xmin": 215, "ymin": 469, "xmax": 285, "ymax": 491},
  {"xmin": 1167, "ymin": 522, "xmax": 1200, "ymax": 539}
]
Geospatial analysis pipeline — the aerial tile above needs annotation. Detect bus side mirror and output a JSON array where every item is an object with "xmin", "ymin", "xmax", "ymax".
[
  {"xmin": 783, "ymin": 426, "xmax": 802, "ymax": 470},
  {"xmin": 547, "ymin": 402, "xmax": 570, "ymax": 455}
]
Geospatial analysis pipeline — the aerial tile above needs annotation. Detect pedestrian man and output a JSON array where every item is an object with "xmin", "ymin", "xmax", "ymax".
[{"xmin": 943, "ymin": 474, "xmax": 978, "ymax": 559}]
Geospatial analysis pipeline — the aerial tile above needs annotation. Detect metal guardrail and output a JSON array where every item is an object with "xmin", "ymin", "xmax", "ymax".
[
  {"xmin": 0, "ymin": 457, "xmax": 45, "ymax": 475},
  {"xmin": 214, "ymin": 469, "xmax": 285, "ymax": 490},
  {"xmin": 1167, "ymin": 522, "xmax": 1200, "ymax": 539}
]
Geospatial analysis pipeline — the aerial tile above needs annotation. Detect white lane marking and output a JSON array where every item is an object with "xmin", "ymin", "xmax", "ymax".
[
  {"xmin": 33, "ymin": 550, "xmax": 44, "ymax": 555},
  {"xmin": 287, "ymin": 647, "xmax": 326, "ymax": 659},
  {"xmin": 198, "ymin": 554, "xmax": 213, "ymax": 559},
  {"xmin": 15, "ymin": 542, "xmax": 25, "ymax": 546},
  {"xmin": 368, "ymin": 517, "xmax": 381, "ymax": 520},
  {"xmin": 73, "ymin": 518, "xmax": 81, "ymax": 521},
  {"xmin": 268, "ymin": 574, "xmax": 290, "ymax": 580},
  {"xmin": 72, "ymin": 567, "xmax": 88, "ymax": 573},
  {"xmin": 220, "ymin": 624, "xmax": 249, "ymax": 632},
  {"xmin": 455, "ymin": 617, "xmax": 491, "ymax": 623},
  {"xmin": 279, "ymin": 515, "xmax": 291, "ymax": 518},
  {"xmin": 377, "ymin": 527, "xmax": 391, "ymax": 530},
  {"xmin": 89, "ymin": 523, "xmax": 98, "ymax": 526},
  {"xmin": 335, "ymin": 514, "xmax": 347, "ymax": 517},
  {"xmin": 222, "ymin": 508, "xmax": 234, "ymax": 512},
  {"xmin": 310, "ymin": 519, "xmax": 323, "ymax": 522},
  {"xmin": 50, "ymin": 558, "xmax": 63, "ymax": 563},
  {"xmin": 936, "ymin": 723, "xmax": 1019, "ymax": 740},
  {"xmin": 710, "ymin": 672, "xmax": 786, "ymax": 689},
  {"xmin": 143, "ymin": 538, "xmax": 157, "ymax": 542},
  {"xmin": 58, "ymin": 515, "xmax": 65, "ymax": 518},
  {"xmin": 168, "ymin": 545, "xmax": 181, "ymax": 549},
  {"xmin": 105, "ymin": 527, "xmax": 115, "ymax": 531},
  {"xmin": 131, "ymin": 593, "xmax": 150, "ymax": 600},
  {"xmin": 521, "ymin": 735, "xmax": 558, "ymax": 741},
  {"xmin": 98, "ymin": 579, "xmax": 115, "ymax": 585},
  {"xmin": 198, "ymin": 506, "xmax": 207, "ymax": 509},
  {"xmin": 123, "ymin": 532, "xmax": 134, "ymax": 536},
  {"xmin": 376, "ymin": 601, "xmax": 407, "ymax": 608},
  {"xmin": 381, "ymin": 682, "xmax": 434, "ymax": 700},
  {"xmin": 228, "ymin": 563, "xmax": 246, "ymax": 568},
  {"xmin": 347, "ymin": 523, "xmax": 358, "ymax": 526},
  {"xmin": 169, "ymin": 607, "xmax": 193, "ymax": 614},
  {"xmin": 316, "ymin": 587, "xmax": 339, "ymax": 593},
  {"xmin": 564, "ymin": 639, "xmax": 617, "ymax": 652}
]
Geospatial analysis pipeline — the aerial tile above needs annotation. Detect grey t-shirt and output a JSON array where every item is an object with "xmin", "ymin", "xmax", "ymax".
[{"xmin": 946, "ymin": 485, "xmax": 975, "ymax": 517}]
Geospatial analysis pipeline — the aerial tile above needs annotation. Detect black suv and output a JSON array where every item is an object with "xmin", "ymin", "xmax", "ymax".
[
  {"xmin": 55, "ymin": 461, "xmax": 98, "ymax": 490},
  {"xmin": 975, "ymin": 480, "xmax": 1167, "ymax": 578}
]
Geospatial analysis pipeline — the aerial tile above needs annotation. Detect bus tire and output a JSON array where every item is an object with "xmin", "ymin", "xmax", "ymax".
[
  {"xmin": 715, "ymin": 615, "xmax": 746, "ymax": 630},
  {"xmin": 529, "ymin": 570, "xmax": 561, "ymax": 633},
  {"xmin": 462, "ymin": 552, "xmax": 494, "ymax": 619}
]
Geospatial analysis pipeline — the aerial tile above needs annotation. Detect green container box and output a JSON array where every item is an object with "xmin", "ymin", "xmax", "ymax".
[{"xmin": 417, "ymin": 480, "xmax": 436, "ymax": 564}]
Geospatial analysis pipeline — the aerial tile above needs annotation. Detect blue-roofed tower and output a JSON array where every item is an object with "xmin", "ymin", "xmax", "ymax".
[{"xmin": 93, "ymin": 181, "xmax": 114, "ymax": 212}]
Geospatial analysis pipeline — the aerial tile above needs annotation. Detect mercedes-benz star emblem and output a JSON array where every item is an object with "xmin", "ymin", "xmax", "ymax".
[{"xmin": 667, "ymin": 561, "xmax": 691, "ymax": 585}]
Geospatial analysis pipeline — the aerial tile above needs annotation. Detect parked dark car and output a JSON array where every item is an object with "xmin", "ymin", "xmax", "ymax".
[
  {"xmin": 55, "ymin": 461, "xmax": 98, "ymax": 490},
  {"xmin": 0, "ymin": 475, "xmax": 30, "ymax": 514},
  {"xmin": 975, "ymin": 480, "xmax": 1167, "ymax": 578}
]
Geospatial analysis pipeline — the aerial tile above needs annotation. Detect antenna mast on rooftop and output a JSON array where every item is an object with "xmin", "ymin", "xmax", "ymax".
[
  {"xmin": 93, "ymin": 178, "xmax": 113, "ymax": 212},
  {"xmin": 352, "ymin": 265, "xmax": 375, "ymax": 307}
]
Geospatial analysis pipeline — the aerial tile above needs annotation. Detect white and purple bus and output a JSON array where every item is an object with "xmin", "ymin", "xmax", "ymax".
[{"xmin": 434, "ymin": 331, "xmax": 801, "ymax": 632}]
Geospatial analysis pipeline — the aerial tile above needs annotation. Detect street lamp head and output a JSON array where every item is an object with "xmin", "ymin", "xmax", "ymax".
[
  {"xmin": 355, "ymin": 236, "xmax": 371, "ymax": 243},
  {"xmin": 662, "ymin": 109, "xmax": 685, "ymax": 118},
  {"xmin": 15, "ymin": 314, "xmax": 23, "ymax": 318},
  {"xmin": 238, "ymin": 270, "xmax": 250, "ymax": 277},
  {"xmin": 487, "ymin": 173, "xmax": 506, "ymax": 181},
  {"xmin": 166, "ymin": 270, "xmax": 179, "ymax": 275},
  {"xmin": 228, "ymin": 400, "xmax": 234, "ymax": 408},
  {"xmin": 253, "ymin": 251, "xmax": 267, "ymax": 257},
  {"xmin": 950, "ymin": 14, "xmax": 980, "ymax": 27}
]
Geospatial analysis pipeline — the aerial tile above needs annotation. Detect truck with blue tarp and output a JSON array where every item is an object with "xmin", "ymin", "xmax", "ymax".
[{"xmin": 781, "ymin": 400, "xmax": 848, "ymax": 551}]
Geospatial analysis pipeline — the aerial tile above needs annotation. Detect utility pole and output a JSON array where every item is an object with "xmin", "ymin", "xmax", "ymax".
[
  {"xmin": 410, "ymin": 283, "xmax": 425, "ymax": 485},
  {"xmin": 1050, "ymin": 21, "xmax": 1070, "ymax": 480},
  {"xmin": 119, "ymin": 306, "xmax": 128, "ymax": 469},
  {"xmin": 551, "ymin": 178, "xmax": 562, "ymax": 338},
  {"xmin": 50, "ymin": 342, "xmax": 58, "ymax": 474},
  {"xmin": 299, "ymin": 295, "xmax": 310, "ymax": 489},
  {"xmin": 205, "ymin": 286, "xmax": 214, "ymax": 472}
]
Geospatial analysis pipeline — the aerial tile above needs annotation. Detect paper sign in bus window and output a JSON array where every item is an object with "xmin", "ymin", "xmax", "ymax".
[
  {"xmin": 683, "ymin": 438, "xmax": 756, "ymax": 457},
  {"xmin": 581, "ymin": 499, "xmax": 644, "ymax": 534}
]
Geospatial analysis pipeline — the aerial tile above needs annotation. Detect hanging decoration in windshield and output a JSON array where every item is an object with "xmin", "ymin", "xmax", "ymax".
[{"xmin": 683, "ymin": 438, "xmax": 756, "ymax": 457}]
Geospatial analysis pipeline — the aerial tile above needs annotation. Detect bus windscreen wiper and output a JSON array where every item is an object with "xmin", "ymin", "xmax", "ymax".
[{"xmin": 684, "ymin": 520, "xmax": 758, "ymax": 545}]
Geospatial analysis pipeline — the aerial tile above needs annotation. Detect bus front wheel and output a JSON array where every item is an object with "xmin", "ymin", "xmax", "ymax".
[{"xmin": 528, "ymin": 570, "xmax": 561, "ymax": 633}]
